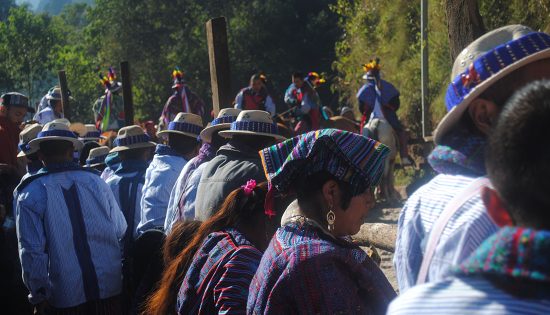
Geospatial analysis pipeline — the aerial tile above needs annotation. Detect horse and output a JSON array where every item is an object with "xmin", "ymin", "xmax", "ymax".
[{"xmin": 363, "ymin": 118, "xmax": 401, "ymax": 204}]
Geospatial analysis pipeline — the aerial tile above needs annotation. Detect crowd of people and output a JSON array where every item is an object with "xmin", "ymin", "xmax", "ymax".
[{"xmin": 0, "ymin": 23, "xmax": 549, "ymax": 315}]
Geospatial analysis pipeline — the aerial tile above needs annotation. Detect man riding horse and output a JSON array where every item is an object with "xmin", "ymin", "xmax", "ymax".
[{"xmin": 357, "ymin": 58, "xmax": 412, "ymax": 165}]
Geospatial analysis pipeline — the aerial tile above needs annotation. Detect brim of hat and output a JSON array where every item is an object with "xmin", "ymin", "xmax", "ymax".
[
  {"xmin": 17, "ymin": 148, "xmax": 38, "ymax": 158},
  {"xmin": 29, "ymin": 136, "xmax": 83, "ymax": 151},
  {"xmin": 110, "ymin": 141, "xmax": 156, "ymax": 153},
  {"xmin": 434, "ymin": 48, "xmax": 550, "ymax": 144},
  {"xmin": 79, "ymin": 136, "xmax": 106, "ymax": 141},
  {"xmin": 84, "ymin": 162, "xmax": 105, "ymax": 168},
  {"xmin": 157, "ymin": 129, "xmax": 200, "ymax": 139},
  {"xmin": 218, "ymin": 129, "xmax": 286, "ymax": 141},
  {"xmin": 200, "ymin": 123, "xmax": 231, "ymax": 143}
]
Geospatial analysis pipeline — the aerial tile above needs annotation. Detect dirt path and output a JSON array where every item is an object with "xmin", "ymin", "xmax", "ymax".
[{"xmin": 362, "ymin": 204, "xmax": 402, "ymax": 291}]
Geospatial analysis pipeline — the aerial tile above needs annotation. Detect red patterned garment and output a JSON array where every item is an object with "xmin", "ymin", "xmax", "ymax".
[
  {"xmin": 247, "ymin": 221, "xmax": 396, "ymax": 315},
  {"xmin": 177, "ymin": 229, "xmax": 262, "ymax": 315}
]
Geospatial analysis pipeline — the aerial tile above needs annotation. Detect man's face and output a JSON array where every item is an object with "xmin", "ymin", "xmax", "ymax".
[
  {"xmin": 293, "ymin": 77, "xmax": 304, "ymax": 88},
  {"xmin": 251, "ymin": 79, "xmax": 262, "ymax": 92},
  {"xmin": 6, "ymin": 106, "xmax": 27, "ymax": 125}
]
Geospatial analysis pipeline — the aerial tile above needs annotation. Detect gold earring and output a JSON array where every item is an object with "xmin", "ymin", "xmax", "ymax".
[{"xmin": 327, "ymin": 206, "xmax": 335, "ymax": 232}]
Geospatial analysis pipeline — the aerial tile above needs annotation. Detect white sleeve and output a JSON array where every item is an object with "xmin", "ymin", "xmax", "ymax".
[
  {"xmin": 265, "ymin": 96, "xmax": 276, "ymax": 117},
  {"xmin": 234, "ymin": 91, "xmax": 244, "ymax": 110}
]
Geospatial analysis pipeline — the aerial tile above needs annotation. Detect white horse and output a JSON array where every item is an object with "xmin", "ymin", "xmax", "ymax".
[{"xmin": 363, "ymin": 118, "xmax": 401, "ymax": 203}]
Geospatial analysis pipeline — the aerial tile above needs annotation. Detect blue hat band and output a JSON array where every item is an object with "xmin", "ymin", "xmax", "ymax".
[
  {"xmin": 18, "ymin": 142, "xmax": 31, "ymax": 152},
  {"xmin": 211, "ymin": 115, "xmax": 238, "ymax": 126},
  {"xmin": 230, "ymin": 121, "xmax": 278, "ymax": 135},
  {"xmin": 446, "ymin": 31, "xmax": 550, "ymax": 112},
  {"xmin": 86, "ymin": 154, "xmax": 107, "ymax": 166},
  {"xmin": 84, "ymin": 131, "xmax": 101, "ymax": 138},
  {"xmin": 37, "ymin": 129, "xmax": 77, "ymax": 139},
  {"xmin": 168, "ymin": 121, "xmax": 202, "ymax": 135},
  {"xmin": 113, "ymin": 134, "xmax": 150, "ymax": 147}
]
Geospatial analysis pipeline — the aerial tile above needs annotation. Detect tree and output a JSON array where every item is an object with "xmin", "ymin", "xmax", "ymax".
[
  {"xmin": 445, "ymin": 0, "xmax": 486, "ymax": 60},
  {"xmin": 0, "ymin": 6, "xmax": 61, "ymax": 103}
]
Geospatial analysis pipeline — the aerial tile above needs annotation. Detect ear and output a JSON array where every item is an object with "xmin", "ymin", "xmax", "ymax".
[
  {"xmin": 481, "ymin": 187, "xmax": 513, "ymax": 227},
  {"xmin": 468, "ymin": 98, "xmax": 500, "ymax": 135},
  {"xmin": 321, "ymin": 179, "xmax": 339, "ymax": 208}
]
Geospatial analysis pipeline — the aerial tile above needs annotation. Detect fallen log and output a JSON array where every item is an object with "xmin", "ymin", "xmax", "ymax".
[{"xmin": 353, "ymin": 223, "xmax": 396, "ymax": 252}]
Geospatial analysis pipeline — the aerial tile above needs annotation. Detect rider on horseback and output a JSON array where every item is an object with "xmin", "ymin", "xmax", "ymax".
[
  {"xmin": 357, "ymin": 58, "xmax": 412, "ymax": 165},
  {"xmin": 284, "ymin": 72, "xmax": 322, "ymax": 133},
  {"xmin": 234, "ymin": 74, "xmax": 276, "ymax": 117}
]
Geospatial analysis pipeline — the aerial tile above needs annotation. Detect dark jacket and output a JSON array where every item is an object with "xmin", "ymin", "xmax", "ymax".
[{"xmin": 194, "ymin": 141, "xmax": 266, "ymax": 221}]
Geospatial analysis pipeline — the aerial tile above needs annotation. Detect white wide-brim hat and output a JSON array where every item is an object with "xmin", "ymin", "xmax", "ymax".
[
  {"xmin": 110, "ymin": 125, "xmax": 156, "ymax": 153},
  {"xmin": 434, "ymin": 25, "xmax": 550, "ymax": 144},
  {"xmin": 79, "ymin": 124, "xmax": 105, "ymax": 141},
  {"xmin": 17, "ymin": 123, "xmax": 42, "ymax": 158},
  {"xmin": 29, "ymin": 121, "xmax": 83, "ymax": 151},
  {"xmin": 85, "ymin": 146, "xmax": 110, "ymax": 167},
  {"xmin": 218, "ymin": 110, "xmax": 286, "ymax": 141},
  {"xmin": 157, "ymin": 112, "xmax": 204, "ymax": 139},
  {"xmin": 200, "ymin": 108, "xmax": 242, "ymax": 143}
]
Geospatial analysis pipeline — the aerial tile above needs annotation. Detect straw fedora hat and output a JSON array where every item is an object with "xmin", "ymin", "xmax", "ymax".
[
  {"xmin": 17, "ymin": 123, "xmax": 42, "ymax": 158},
  {"xmin": 434, "ymin": 25, "xmax": 550, "ymax": 144},
  {"xmin": 79, "ymin": 124, "xmax": 105, "ymax": 141},
  {"xmin": 157, "ymin": 112, "xmax": 204, "ymax": 139},
  {"xmin": 85, "ymin": 146, "xmax": 110, "ymax": 167},
  {"xmin": 200, "ymin": 108, "xmax": 241, "ymax": 143},
  {"xmin": 218, "ymin": 110, "xmax": 285, "ymax": 141},
  {"xmin": 29, "ymin": 121, "xmax": 83, "ymax": 151},
  {"xmin": 70, "ymin": 122, "xmax": 87, "ymax": 138},
  {"xmin": 110, "ymin": 125, "xmax": 156, "ymax": 153}
]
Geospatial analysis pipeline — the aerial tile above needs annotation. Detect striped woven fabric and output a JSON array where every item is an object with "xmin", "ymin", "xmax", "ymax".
[
  {"xmin": 176, "ymin": 229, "xmax": 262, "ymax": 314},
  {"xmin": 113, "ymin": 134, "xmax": 150, "ymax": 147},
  {"xmin": 230, "ymin": 120, "xmax": 278, "ymax": 134},
  {"xmin": 260, "ymin": 128, "xmax": 390, "ymax": 196},
  {"xmin": 167, "ymin": 121, "xmax": 203, "ymax": 135}
]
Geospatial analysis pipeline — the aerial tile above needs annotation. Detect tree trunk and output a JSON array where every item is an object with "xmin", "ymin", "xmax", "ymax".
[{"xmin": 445, "ymin": 0, "xmax": 486, "ymax": 61}]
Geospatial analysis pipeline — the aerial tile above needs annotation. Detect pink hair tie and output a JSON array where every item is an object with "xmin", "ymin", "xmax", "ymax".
[{"xmin": 241, "ymin": 179, "xmax": 257, "ymax": 196}]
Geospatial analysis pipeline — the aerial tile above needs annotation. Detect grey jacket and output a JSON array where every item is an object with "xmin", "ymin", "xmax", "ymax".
[{"xmin": 194, "ymin": 141, "xmax": 266, "ymax": 221}]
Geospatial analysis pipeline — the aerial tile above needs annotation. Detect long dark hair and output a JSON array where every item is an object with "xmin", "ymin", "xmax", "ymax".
[{"xmin": 144, "ymin": 182, "xmax": 268, "ymax": 315}]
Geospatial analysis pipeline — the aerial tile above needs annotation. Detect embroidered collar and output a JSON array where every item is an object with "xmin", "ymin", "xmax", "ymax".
[
  {"xmin": 155, "ymin": 144, "xmax": 184, "ymax": 157},
  {"xmin": 456, "ymin": 227, "xmax": 550, "ymax": 283},
  {"xmin": 115, "ymin": 159, "xmax": 150, "ymax": 174}
]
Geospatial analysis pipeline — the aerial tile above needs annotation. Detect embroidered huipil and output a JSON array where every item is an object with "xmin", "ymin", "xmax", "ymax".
[
  {"xmin": 106, "ymin": 159, "xmax": 149, "ymax": 240},
  {"xmin": 14, "ymin": 165, "xmax": 126, "ymax": 308},
  {"xmin": 176, "ymin": 229, "xmax": 262, "ymax": 314},
  {"xmin": 247, "ymin": 221, "xmax": 396, "ymax": 315},
  {"xmin": 137, "ymin": 144, "xmax": 187, "ymax": 234},
  {"xmin": 388, "ymin": 227, "xmax": 550, "ymax": 314}
]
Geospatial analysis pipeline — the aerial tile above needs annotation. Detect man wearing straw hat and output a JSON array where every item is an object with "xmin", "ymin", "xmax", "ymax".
[
  {"xmin": 33, "ymin": 87, "xmax": 64, "ymax": 125},
  {"xmin": 194, "ymin": 110, "xmax": 284, "ymax": 221},
  {"xmin": 17, "ymin": 123, "xmax": 43, "ymax": 180},
  {"xmin": 14, "ymin": 121, "xmax": 127, "ymax": 313},
  {"xmin": 394, "ymin": 25, "xmax": 550, "ymax": 292},
  {"xmin": 137, "ymin": 113, "xmax": 203, "ymax": 234},
  {"xmin": 105, "ymin": 125, "xmax": 156, "ymax": 242},
  {"xmin": 164, "ymin": 108, "xmax": 241, "ymax": 233}
]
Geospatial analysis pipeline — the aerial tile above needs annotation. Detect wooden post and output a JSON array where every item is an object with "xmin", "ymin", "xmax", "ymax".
[
  {"xmin": 58, "ymin": 70, "xmax": 71, "ymax": 120},
  {"xmin": 120, "ymin": 61, "xmax": 134, "ymax": 126},
  {"xmin": 206, "ymin": 17, "xmax": 232, "ymax": 115}
]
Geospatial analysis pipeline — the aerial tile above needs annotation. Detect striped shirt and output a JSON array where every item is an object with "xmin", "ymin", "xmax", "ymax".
[
  {"xmin": 105, "ymin": 160, "xmax": 148, "ymax": 240},
  {"xmin": 394, "ymin": 174, "xmax": 499, "ymax": 292},
  {"xmin": 164, "ymin": 156, "xmax": 206, "ymax": 233},
  {"xmin": 387, "ymin": 276, "xmax": 550, "ymax": 314},
  {"xmin": 138, "ymin": 145, "xmax": 188, "ymax": 233},
  {"xmin": 176, "ymin": 229, "xmax": 262, "ymax": 315},
  {"xmin": 15, "ymin": 169, "xmax": 126, "ymax": 308}
]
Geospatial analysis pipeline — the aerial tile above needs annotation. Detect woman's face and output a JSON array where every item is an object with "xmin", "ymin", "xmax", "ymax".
[{"xmin": 332, "ymin": 187, "xmax": 375, "ymax": 237}]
